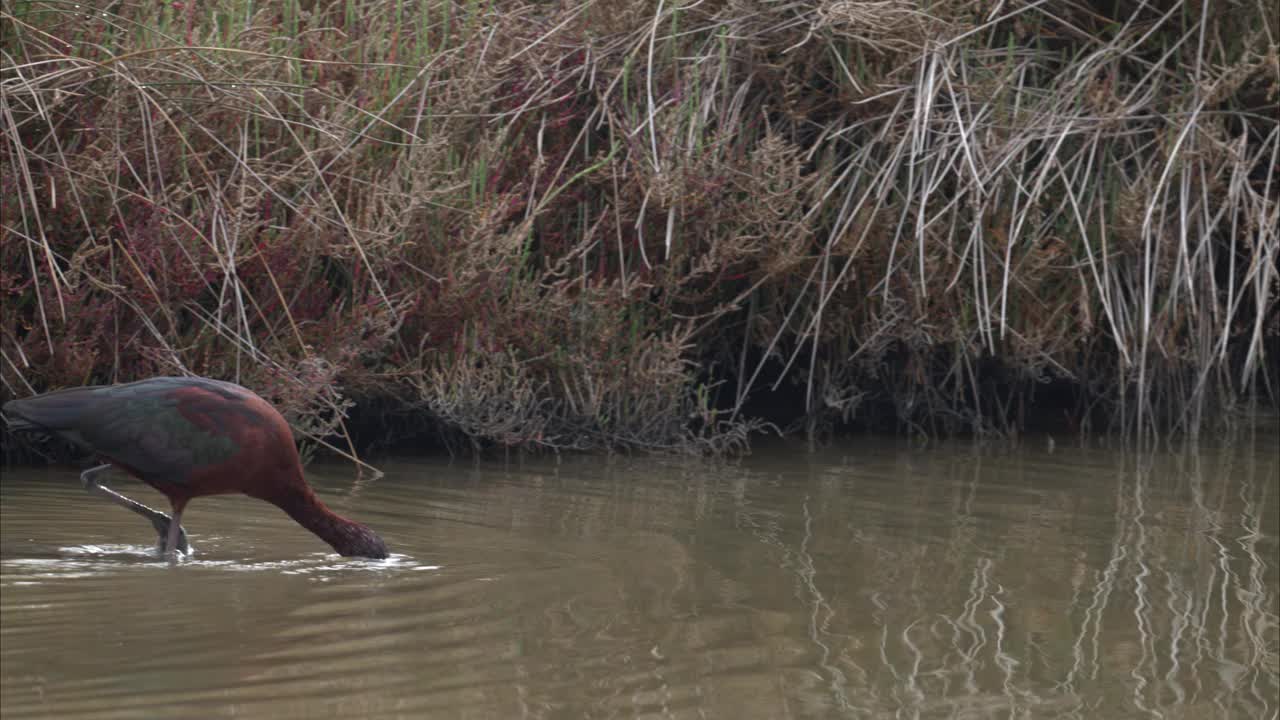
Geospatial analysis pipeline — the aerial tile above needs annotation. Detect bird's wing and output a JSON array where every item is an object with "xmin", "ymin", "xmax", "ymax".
[{"xmin": 6, "ymin": 378, "xmax": 244, "ymax": 485}]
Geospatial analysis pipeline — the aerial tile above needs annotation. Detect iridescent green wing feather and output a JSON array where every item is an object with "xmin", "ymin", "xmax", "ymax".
[
  {"xmin": 6, "ymin": 378, "xmax": 243, "ymax": 485},
  {"xmin": 83, "ymin": 380, "xmax": 245, "ymax": 484}
]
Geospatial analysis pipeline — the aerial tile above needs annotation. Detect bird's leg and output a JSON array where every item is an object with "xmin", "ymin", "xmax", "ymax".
[
  {"xmin": 162, "ymin": 507, "xmax": 186, "ymax": 559},
  {"xmin": 80, "ymin": 465, "xmax": 191, "ymax": 555}
]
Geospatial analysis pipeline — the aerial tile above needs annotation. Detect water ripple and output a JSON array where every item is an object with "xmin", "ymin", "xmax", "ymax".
[{"xmin": 2, "ymin": 443, "xmax": 1276, "ymax": 719}]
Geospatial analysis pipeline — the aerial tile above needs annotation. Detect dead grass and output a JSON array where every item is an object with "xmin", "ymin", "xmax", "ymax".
[{"xmin": 2, "ymin": 0, "xmax": 1276, "ymax": 454}]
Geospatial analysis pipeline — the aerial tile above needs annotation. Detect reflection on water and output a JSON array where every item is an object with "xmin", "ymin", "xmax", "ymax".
[{"xmin": 1, "ymin": 438, "xmax": 1276, "ymax": 719}]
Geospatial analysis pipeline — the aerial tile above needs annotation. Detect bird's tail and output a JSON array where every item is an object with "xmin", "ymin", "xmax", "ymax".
[
  {"xmin": 3, "ymin": 386, "xmax": 104, "ymax": 432},
  {"xmin": 2, "ymin": 413, "xmax": 41, "ymax": 432}
]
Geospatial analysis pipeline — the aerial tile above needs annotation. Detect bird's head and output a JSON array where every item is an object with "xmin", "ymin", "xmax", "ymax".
[{"xmin": 335, "ymin": 522, "xmax": 390, "ymax": 559}]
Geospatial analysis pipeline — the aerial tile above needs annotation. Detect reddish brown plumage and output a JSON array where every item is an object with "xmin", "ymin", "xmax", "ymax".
[
  {"xmin": 3, "ymin": 377, "xmax": 389, "ymax": 559},
  {"xmin": 158, "ymin": 384, "xmax": 293, "ymax": 503}
]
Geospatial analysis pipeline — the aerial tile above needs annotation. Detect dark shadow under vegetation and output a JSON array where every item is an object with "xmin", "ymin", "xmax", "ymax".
[{"xmin": 2, "ymin": 0, "xmax": 1277, "ymax": 461}]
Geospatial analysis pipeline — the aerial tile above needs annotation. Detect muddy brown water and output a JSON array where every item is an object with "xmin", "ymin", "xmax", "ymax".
[{"xmin": 1, "ymin": 436, "xmax": 1276, "ymax": 719}]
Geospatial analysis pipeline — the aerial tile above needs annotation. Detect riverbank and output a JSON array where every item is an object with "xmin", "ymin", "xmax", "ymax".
[{"xmin": 3, "ymin": 0, "xmax": 1276, "ymax": 456}]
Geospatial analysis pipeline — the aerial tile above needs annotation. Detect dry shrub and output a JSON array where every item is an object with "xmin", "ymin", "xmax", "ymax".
[{"xmin": 2, "ymin": 0, "xmax": 1276, "ymax": 455}]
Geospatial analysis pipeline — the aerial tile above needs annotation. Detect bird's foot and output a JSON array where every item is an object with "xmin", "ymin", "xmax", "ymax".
[{"xmin": 150, "ymin": 515, "xmax": 191, "ymax": 556}]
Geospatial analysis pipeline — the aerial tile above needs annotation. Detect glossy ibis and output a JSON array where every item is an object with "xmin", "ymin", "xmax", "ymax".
[{"xmin": 2, "ymin": 376, "xmax": 389, "ymax": 559}]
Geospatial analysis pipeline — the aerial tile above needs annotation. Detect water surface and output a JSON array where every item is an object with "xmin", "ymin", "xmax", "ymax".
[{"xmin": 2, "ymin": 437, "xmax": 1277, "ymax": 719}]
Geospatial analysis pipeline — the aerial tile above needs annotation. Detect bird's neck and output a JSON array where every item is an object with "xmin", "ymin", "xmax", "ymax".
[{"xmin": 269, "ymin": 483, "xmax": 374, "ymax": 557}]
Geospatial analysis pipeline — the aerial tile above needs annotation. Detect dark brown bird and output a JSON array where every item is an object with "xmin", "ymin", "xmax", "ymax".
[{"xmin": 3, "ymin": 376, "xmax": 388, "ymax": 559}]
